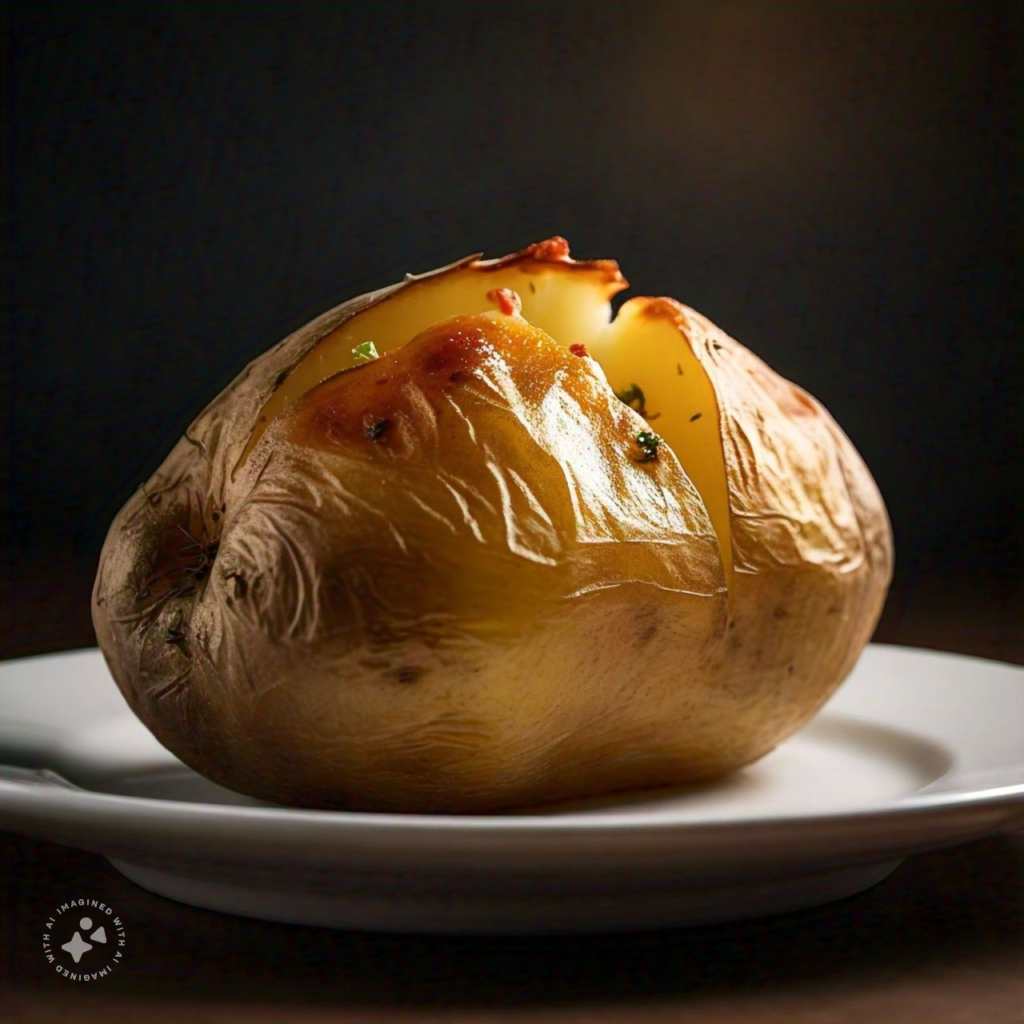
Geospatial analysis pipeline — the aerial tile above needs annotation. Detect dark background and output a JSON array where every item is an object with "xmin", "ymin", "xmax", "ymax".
[{"xmin": 2, "ymin": 1, "xmax": 1021, "ymax": 660}]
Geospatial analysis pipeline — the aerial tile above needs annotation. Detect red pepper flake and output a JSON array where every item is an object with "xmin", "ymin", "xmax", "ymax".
[
  {"xmin": 487, "ymin": 287, "xmax": 522, "ymax": 316},
  {"xmin": 569, "ymin": 343, "xmax": 589, "ymax": 357},
  {"xmin": 525, "ymin": 236, "xmax": 571, "ymax": 261}
]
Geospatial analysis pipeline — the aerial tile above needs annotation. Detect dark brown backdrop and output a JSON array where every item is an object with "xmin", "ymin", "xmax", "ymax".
[
  {"xmin": 2, "ymin": 8, "xmax": 1022, "ymax": 1020},
  {"xmin": 2, "ymin": 1, "xmax": 1021, "ymax": 661}
]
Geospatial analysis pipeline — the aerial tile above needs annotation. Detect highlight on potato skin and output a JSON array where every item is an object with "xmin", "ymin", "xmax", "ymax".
[{"xmin": 92, "ymin": 238, "xmax": 893, "ymax": 813}]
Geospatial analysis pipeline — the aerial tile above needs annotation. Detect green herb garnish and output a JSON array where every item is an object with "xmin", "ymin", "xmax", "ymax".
[
  {"xmin": 615, "ymin": 382, "xmax": 647, "ymax": 416},
  {"xmin": 364, "ymin": 417, "xmax": 390, "ymax": 441},
  {"xmin": 636, "ymin": 430, "xmax": 663, "ymax": 462},
  {"xmin": 352, "ymin": 341, "xmax": 379, "ymax": 361}
]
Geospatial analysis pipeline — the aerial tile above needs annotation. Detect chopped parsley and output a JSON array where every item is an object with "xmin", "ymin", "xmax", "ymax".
[
  {"xmin": 364, "ymin": 417, "xmax": 390, "ymax": 441},
  {"xmin": 352, "ymin": 341, "xmax": 379, "ymax": 361},
  {"xmin": 636, "ymin": 430, "xmax": 663, "ymax": 462},
  {"xmin": 615, "ymin": 381, "xmax": 660, "ymax": 421},
  {"xmin": 615, "ymin": 382, "xmax": 647, "ymax": 416}
]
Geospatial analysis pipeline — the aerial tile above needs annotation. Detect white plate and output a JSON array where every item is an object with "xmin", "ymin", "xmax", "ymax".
[{"xmin": 0, "ymin": 645, "xmax": 1021, "ymax": 934}]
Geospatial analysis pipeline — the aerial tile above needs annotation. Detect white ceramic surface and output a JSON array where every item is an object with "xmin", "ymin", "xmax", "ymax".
[{"xmin": 0, "ymin": 645, "xmax": 1021, "ymax": 933}]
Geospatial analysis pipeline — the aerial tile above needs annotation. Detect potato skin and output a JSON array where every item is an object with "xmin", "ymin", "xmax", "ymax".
[
  {"xmin": 93, "ymin": 247, "xmax": 892, "ymax": 813},
  {"xmin": 639, "ymin": 300, "xmax": 893, "ymax": 773},
  {"xmin": 94, "ymin": 309, "xmax": 729, "ymax": 812}
]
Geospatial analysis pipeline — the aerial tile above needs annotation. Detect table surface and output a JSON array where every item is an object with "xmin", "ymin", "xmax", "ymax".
[{"xmin": 1, "ymin": 578, "xmax": 1022, "ymax": 1023}]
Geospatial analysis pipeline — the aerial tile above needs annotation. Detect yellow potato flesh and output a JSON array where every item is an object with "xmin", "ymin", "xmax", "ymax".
[
  {"xmin": 243, "ymin": 264, "xmax": 734, "ymax": 585},
  {"xmin": 587, "ymin": 300, "xmax": 733, "ymax": 583},
  {"xmin": 241, "ymin": 264, "xmax": 617, "ymax": 464}
]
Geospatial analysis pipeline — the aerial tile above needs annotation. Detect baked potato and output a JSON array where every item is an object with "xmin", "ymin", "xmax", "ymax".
[{"xmin": 93, "ymin": 237, "xmax": 892, "ymax": 812}]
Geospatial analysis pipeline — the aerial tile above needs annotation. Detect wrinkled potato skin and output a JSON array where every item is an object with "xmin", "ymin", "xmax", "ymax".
[
  {"xmin": 93, "ymin": 248, "xmax": 892, "ymax": 813},
  {"xmin": 642, "ymin": 301, "xmax": 892, "ymax": 772}
]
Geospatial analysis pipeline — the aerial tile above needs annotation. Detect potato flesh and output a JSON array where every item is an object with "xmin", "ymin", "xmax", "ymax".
[
  {"xmin": 243, "ymin": 263, "xmax": 734, "ymax": 588},
  {"xmin": 587, "ymin": 300, "xmax": 733, "ymax": 583},
  {"xmin": 241, "ymin": 264, "xmax": 617, "ymax": 464}
]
